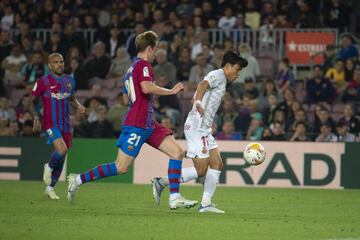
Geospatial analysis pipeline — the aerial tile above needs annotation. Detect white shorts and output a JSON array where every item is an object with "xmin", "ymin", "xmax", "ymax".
[{"xmin": 184, "ymin": 116, "xmax": 218, "ymax": 159}]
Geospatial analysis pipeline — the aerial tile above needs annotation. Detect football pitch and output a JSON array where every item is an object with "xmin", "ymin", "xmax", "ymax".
[{"xmin": 0, "ymin": 181, "xmax": 359, "ymax": 240}]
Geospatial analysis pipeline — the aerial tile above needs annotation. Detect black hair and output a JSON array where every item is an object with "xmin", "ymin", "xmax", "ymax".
[{"xmin": 221, "ymin": 50, "xmax": 248, "ymax": 68}]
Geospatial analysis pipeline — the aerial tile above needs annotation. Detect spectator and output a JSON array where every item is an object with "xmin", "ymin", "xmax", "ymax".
[
  {"xmin": 1, "ymin": 5, "xmax": 14, "ymax": 31},
  {"xmin": 272, "ymin": 109, "xmax": 286, "ymax": 126},
  {"xmin": 191, "ymin": 30, "xmax": 209, "ymax": 61},
  {"xmin": 71, "ymin": 108, "xmax": 89, "ymax": 138},
  {"xmin": 66, "ymin": 57, "xmax": 87, "ymax": 90},
  {"xmin": 287, "ymin": 109, "xmax": 309, "ymax": 133},
  {"xmin": 153, "ymin": 74, "xmax": 181, "ymax": 125},
  {"xmin": 338, "ymin": 104, "xmax": 360, "ymax": 136},
  {"xmin": 345, "ymin": 59, "xmax": 355, "ymax": 82},
  {"xmin": 258, "ymin": 79, "xmax": 279, "ymax": 110},
  {"xmin": 15, "ymin": 95, "xmax": 32, "ymax": 120},
  {"xmin": 65, "ymin": 46, "xmax": 84, "ymax": 66},
  {"xmin": 245, "ymin": 0, "xmax": 261, "ymax": 30},
  {"xmin": 188, "ymin": 53, "xmax": 213, "ymax": 88},
  {"xmin": 218, "ymin": 7, "xmax": 237, "ymax": 37},
  {"xmin": 276, "ymin": 88, "xmax": 295, "ymax": 119},
  {"xmin": 261, "ymin": 127, "xmax": 273, "ymax": 140},
  {"xmin": 336, "ymin": 34, "xmax": 359, "ymax": 61},
  {"xmin": 0, "ymin": 114, "xmax": 12, "ymax": 136},
  {"xmin": 285, "ymin": 100, "xmax": 302, "ymax": 131},
  {"xmin": 161, "ymin": 116, "xmax": 181, "ymax": 139},
  {"xmin": 0, "ymin": 97, "xmax": 16, "ymax": 121},
  {"xmin": 107, "ymin": 47, "xmax": 131, "ymax": 80},
  {"xmin": 176, "ymin": 47, "xmax": 193, "ymax": 82},
  {"xmin": 326, "ymin": 58, "xmax": 346, "ymax": 94},
  {"xmin": 125, "ymin": 22, "xmax": 145, "ymax": 59},
  {"xmin": 293, "ymin": 1, "xmax": 321, "ymax": 28},
  {"xmin": 1, "ymin": 45, "xmax": 27, "ymax": 87},
  {"xmin": 154, "ymin": 49, "xmax": 177, "ymax": 85},
  {"xmin": 216, "ymin": 120, "xmax": 243, "ymax": 140},
  {"xmin": 32, "ymin": 39, "xmax": 49, "ymax": 63},
  {"xmin": 269, "ymin": 121, "xmax": 286, "ymax": 141},
  {"xmin": 276, "ymin": 57, "xmax": 295, "ymax": 94},
  {"xmin": 184, "ymin": 24, "xmax": 196, "ymax": 49},
  {"xmin": 62, "ymin": 23, "xmax": 86, "ymax": 55},
  {"xmin": 273, "ymin": 11, "xmax": 293, "ymax": 28},
  {"xmin": 0, "ymin": 31, "xmax": 13, "ymax": 63},
  {"xmin": 261, "ymin": 1, "xmax": 276, "ymax": 24},
  {"xmin": 84, "ymin": 84, "xmax": 108, "ymax": 108},
  {"xmin": 20, "ymin": 51, "xmax": 49, "ymax": 85},
  {"xmin": 106, "ymin": 93, "xmax": 128, "ymax": 137},
  {"xmin": 8, "ymin": 120, "xmax": 19, "ymax": 137},
  {"xmin": 169, "ymin": 33, "xmax": 183, "ymax": 62},
  {"xmin": 84, "ymin": 41, "xmax": 111, "ymax": 83},
  {"xmin": 323, "ymin": 0, "xmax": 350, "ymax": 32},
  {"xmin": 343, "ymin": 66, "xmax": 360, "ymax": 102},
  {"xmin": 323, "ymin": 45, "xmax": 337, "ymax": 72},
  {"xmin": 262, "ymin": 93, "xmax": 279, "ymax": 126},
  {"xmin": 233, "ymin": 13, "xmax": 251, "ymax": 43},
  {"xmin": 316, "ymin": 121, "xmax": 337, "ymax": 142},
  {"xmin": 211, "ymin": 44, "xmax": 224, "ymax": 69},
  {"xmin": 313, "ymin": 108, "xmax": 336, "ymax": 135},
  {"xmin": 20, "ymin": 36, "xmax": 32, "ymax": 58},
  {"xmin": 176, "ymin": 0, "xmax": 195, "ymax": 17},
  {"xmin": 151, "ymin": 9, "xmax": 165, "ymax": 38},
  {"xmin": 45, "ymin": 32, "xmax": 66, "ymax": 55},
  {"xmin": 105, "ymin": 27, "xmax": 122, "ymax": 58},
  {"xmin": 335, "ymin": 120, "xmax": 357, "ymax": 142},
  {"xmin": 289, "ymin": 121, "xmax": 311, "ymax": 141},
  {"xmin": 246, "ymin": 112, "xmax": 264, "ymax": 140},
  {"xmin": 19, "ymin": 119, "xmax": 36, "ymax": 137},
  {"xmin": 306, "ymin": 65, "xmax": 337, "ymax": 105},
  {"xmin": 234, "ymin": 43, "xmax": 260, "ymax": 85},
  {"xmin": 87, "ymin": 107, "xmax": 114, "ymax": 138},
  {"xmin": 243, "ymin": 78, "xmax": 259, "ymax": 99}
]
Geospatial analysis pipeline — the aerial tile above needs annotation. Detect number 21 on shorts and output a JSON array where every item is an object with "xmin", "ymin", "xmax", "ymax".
[{"xmin": 128, "ymin": 133, "xmax": 141, "ymax": 146}]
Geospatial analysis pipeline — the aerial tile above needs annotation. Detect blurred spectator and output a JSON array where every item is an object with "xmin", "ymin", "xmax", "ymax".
[
  {"xmin": 323, "ymin": 0, "xmax": 350, "ymax": 32},
  {"xmin": 65, "ymin": 46, "xmax": 84, "ymax": 66},
  {"xmin": 287, "ymin": 109, "xmax": 309, "ymax": 134},
  {"xmin": 276, "ymin": 88, "xmax": 295, "ymax": 119},
  {"xmin": 218, "ymin": 7, "xmax": 236, "ymax": 37},
  {"xmin": 19, "ymin": 119, "xmax": 36, "ymax": 137},
  {"xmin": 306, "ymin": 65, "xmax": 337, "ymax": 105},
  {"xmin": 246, "ymin": 112, "xmax": 264, "ymax": 140},
  {"xmin": 218, "ymin": 99, "xmax": 242, "ymax": 133},
  {"xmin": 126, "ymin": 22, "xmax": 145, "ymax": 59},
  {"xmin": 1, "ymin": 45, "xmax": 27, "ymax": 87},
  {"xmin": 345, "ymin": 59, "xmax": 355, "ymax": 82},
  {"xmin": 84, "ymin": 84, "xmax": 108, "ymax": 108},
  {"xmin": 0, "ymin": 97, "xmax": 16, "ymax": 121},
  {"xmin": 161, "ymin": 116, "xmax": 180, "ymax": 139},
  {"xmin": 272, "ymin": 109, "xmax": 286, "ymax": 126},
  {"xmin": 261, "ymin": 127, "xmax": 273, "ymax": 140},
  {"xmin": 325, "ymin": 58, "xmax": 346, "ymax": 94},
  {"xmin": 66, "ymin": 57, "xmax": 87, "ymax": 90},
  {"xmin": 32, "ymin": 39, "xmax": 49, "ymax": 63},
  {"xmin": 169, "ymin": 33, "xmax": 183, "ymax": 62},
  {"xmin": 276, "ymin": 57, "xmax": 294, "ymax": 94},
  {"xmin": 1, "ymin": 5, "xmax": 14, "ymax": 31},
  {"xmin": 216, "ymin": 120, "xmax": 243, "ymax": 140},
  {"xmin": 336, "ymin": 34, "xmax": 359, "ymax": 61},
  {"xmin": 315, "ymin": 121, "xmax": 337, "ymax": 142},
  {"xmin": 106, "ymin": 93, "xmax": 128, "ymax": 137},
  {"xmin": 293, "ymin": 1, "xmax": 321, "ymax": 28},
  {"xmin": 20, "ymin": 36, "xmax": 32, "ymax": 58},
  {"xmin": 105, "ymin": 27, "xmax": 122, "ymax": 58},
  {"xmin": 20, "ymin": 51, "xmax": 49, "ymax": 85},
  {"xmin": 323, "ymin": 45, "xmax": 337, "ymax": 72},
  {"xmin": 162, "ymin": 21, "xmax": 175, "ymax": 43},
  {"xmin": 245, "ymin": 0, "xmax": 261, "ymax": 30},
  {"xmin": 234, "ymin": 43, "xmax": 260, "ymax": 85},
  {"xmin": 258, "ymin": 79, "xmax": 279, "ymax": 110},
  {"xmin": 284, "ymin": 100, "xmax": 302, "ymax": 131},
  {"xmin": 45, "ymin": 32, "xmax": 66, "ymax": 55},
  {"xmin": 289, "ymin": 121, "xmax": 311, "ymax": 141},
  {"xmin": 8, "ymin": 120, "xmax": 19, "ymax": 137},
  {"xmin": 0, "ymin": 114, "xmax": 11, "ymax": 136},
  {"xmin": 0, "ymin": 31, "xmax": 14, "ymax": 63},
  {"xmin": 313, "ymin": 108, "xmax": 336, "ymax": 135},
  {"xmin": 71, "ymin": 108, "xmax": 88, "ymax": 138},
  {"xmin": 338, "ymin": 104, "xmax": 360, "ymax": 136},
  {"xmin": 233, "ymin": 13, "xmax": 251, "ymax": 42},
  {"xmin": 273, "ymin": 11, "xmax": 293, "ymax": 28},
  {"xmin": 154, "ymin": 49, "xmax": 177, "ymax": 85},
  {"xmin": 62, "ymin": 23, "xmax": 86, "ymax": 55},
  {"xmin": 154, "ymin": 74, "xmax": 181, "ymax": 125},
  {"xmin": 191, "ymin": 31, "xmax": 210, "ymax": 61},
  {"xmin": 269, "ymin": 121, "xmax": 286, "ymax": 141},
  {"xmin": 151, "ymin": 9, "xmax": 165, "ymax": 38},
  {"xmin": 87, "ymin": 107, "xmax": 114, "ymax": 138},
  {"xmin": 84, "ymin": 41, "xmax": 111, "ymax": 83},
  {"xmin": 188, "ymin": 53, "xmax": 213, "ymax": 88},
  {"xmin": 335, "ymin": 120, "xmax": 357, "ymax": 142},
  {"xmin": 262, "ymin": 93, "xmax": 279, "ymax": 126},
  {"xmin": 243, "ymin": 78, "xmax": 259, "ymax": 99},
  {"xmin": 176, "ymin": 0, "xmax": 195, "ymax": 17},
  {"xmin": 343, "ymin": 66, "xmax": 360, "ymax": 103},
  {"xmin": 211, "ymin": 44, "xmax": 224, "ymax": 69},
  {"xmin": 87, "ymin": 98, "xmax": 102, "ymax": 123},
  {"xmin": 176, "ymin": 47, "xmax": 193, "ymax": 82},
  {"xmin": 107, "ymin": 47, "xmax": 131, "ymax": 80}
]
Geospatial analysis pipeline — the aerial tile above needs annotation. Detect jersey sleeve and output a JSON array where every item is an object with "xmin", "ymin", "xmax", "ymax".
[
  {"xmin": 31, "ymin": 78, "xmax": 45, "ymax": 96},
  {"xmin": 69, "ymin": 75, "xmax": 76, "ymax": 95},
  {"xmin": 137, "ymin": 61, "xmax": 153, "ymax": 83},
  {"xmin": 204, "ymin": 72, "xmax": 220, "ymax": 89}
]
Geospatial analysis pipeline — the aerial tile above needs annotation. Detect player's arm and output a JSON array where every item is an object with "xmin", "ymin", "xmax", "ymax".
[
  {"xmin": 70, "ymin": 96, "xmax": 86, "ymax": 114},
  {"xmin": 140, "ymin": 81, "xmax": 184, "ymax": 96},
  {"xmin": 194, "ymin": 80, "xmax": 210, "ymax": 117}
]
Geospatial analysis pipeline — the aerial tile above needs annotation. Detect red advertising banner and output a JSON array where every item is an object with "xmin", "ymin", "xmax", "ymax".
[{"xmin": 285, "ymin": 32, "xmax": 335, "ymax": 65}]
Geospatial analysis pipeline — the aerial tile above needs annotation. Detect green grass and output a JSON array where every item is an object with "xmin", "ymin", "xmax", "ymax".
[{"xmin": 0, "ymin": 181, "xmax": 359, "ymax": 240}]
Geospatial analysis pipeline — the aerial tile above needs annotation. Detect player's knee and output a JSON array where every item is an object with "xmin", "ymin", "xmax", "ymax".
[
  {"xmin": 197, "ymin": 167, "xmax": 207, "ymax": 177},
  {"xmin": 57, "ymin": 146, "xmax": 67, "ymax": 156},
  {"xmin": 115, "ymin": 163, "xmax": 128, "ymax": 174},
  {"xmin": 212, "ymin": 161, "xmax": 223, "ymax": 171},
  {"xmin": 171, "ymin": 147, "xmax": 185, "ymax": 160}
]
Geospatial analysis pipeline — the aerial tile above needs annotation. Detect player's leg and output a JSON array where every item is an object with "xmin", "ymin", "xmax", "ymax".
[
  {"xmin": 67, "ymin": 126, "xmax": 148, "ymax": 202},
  {"xmin": 198, "ymin": 147, "xmax": 225, "ymax": 214},
  {"xmin": 43, "ymin": 128, "xmax": 68, "ymax": 199}
]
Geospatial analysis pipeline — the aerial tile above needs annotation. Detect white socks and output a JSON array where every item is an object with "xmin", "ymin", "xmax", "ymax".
[
  {"xmin": 160, "ymin": 167, "xmax": 198, "ymax": 186},
  {"xmin": 201, "ymin": 168, "xmax": 221, "ymax": 207},
  {"xmin": 75, "ymin": 174, "xmax": 82, "ymax": 185}
]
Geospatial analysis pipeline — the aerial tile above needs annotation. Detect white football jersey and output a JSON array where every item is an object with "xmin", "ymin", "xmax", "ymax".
[{"xmin": 188, "ymin": 69, "xmax": 227, "ymax": 132}]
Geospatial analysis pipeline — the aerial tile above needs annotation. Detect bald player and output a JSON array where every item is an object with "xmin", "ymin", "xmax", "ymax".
[{"xmin": 30, "ymin": 52, "xmax": 86, "ymax": 199}]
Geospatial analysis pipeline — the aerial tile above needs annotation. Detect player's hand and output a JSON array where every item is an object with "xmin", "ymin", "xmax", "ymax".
[
  {"xmin": 33, "ymin": 117, "xmax": 41, "ymax": 133},
  {"xmin": 171, "ymin": 82, "xmax": 184, "ymax": 95},
  {"xmin": 78, "ymin": 104, "xmax": 87, "ymax": 114}
]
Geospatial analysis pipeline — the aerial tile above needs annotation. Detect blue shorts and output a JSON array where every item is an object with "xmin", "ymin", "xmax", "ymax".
[
  {"xmin": 45, "ymin": 127, "xmax": 72, "ymax": 148},
  {"xmin": 116, "ymin": 126, "xmax": 154, "ymax": 157}
]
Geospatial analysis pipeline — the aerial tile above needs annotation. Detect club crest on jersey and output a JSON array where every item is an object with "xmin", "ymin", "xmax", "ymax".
[
  {"xmin": 46, "ymin": 129, "xmax": 54, "ymax": 138},
  {"xmin": 143, "ymin": 67, "xmax": 149, "ymax": 77},
  {"xmin": 127, "ymin": 145, "xmax": 134, "ymax": 151},
  {"xmin": 67, "ymin": 83, "xmax": 72, "ymax": 91}
]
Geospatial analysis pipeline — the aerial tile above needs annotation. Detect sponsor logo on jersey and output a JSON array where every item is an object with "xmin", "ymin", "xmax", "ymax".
[
  {"xmin": 143, "ymin": 66, "xmax": 149, "ymax": 77},
  {"xmin": 51, "ymin": 92, "xmax": 71, "ymax": 100},
  {"xmin": 67, "ymin": 83, "xmax": 72, "ymax": 91}
]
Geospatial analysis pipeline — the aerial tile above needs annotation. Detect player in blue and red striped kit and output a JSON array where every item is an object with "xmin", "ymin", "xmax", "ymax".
[
  {"xmin": 67, "ymin": 31, "xmax": 197, "ymax": 210},
  {"xmin": 31, "ymin": 52, "xmax": 86, "ymax": 199}
]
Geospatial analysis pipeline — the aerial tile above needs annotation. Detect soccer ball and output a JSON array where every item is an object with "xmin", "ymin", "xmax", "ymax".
[{"xmin": 244, "ymin": 143, "xmax": 266, "ymax": 165}]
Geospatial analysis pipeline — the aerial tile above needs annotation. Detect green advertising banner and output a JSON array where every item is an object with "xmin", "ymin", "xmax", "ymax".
[{"xmin": 67, "ymin": 138, "xmax": 133, "ymax": 183}]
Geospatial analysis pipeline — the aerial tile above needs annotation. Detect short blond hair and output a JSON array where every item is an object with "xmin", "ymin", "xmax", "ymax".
[{"xmin": 135, "ymin": 31, "xmax": 158, "ymax": 53}]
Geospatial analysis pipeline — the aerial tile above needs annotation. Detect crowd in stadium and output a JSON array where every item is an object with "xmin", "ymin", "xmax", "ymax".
[{"xmin": 0, "ymin": 0, "xmax": 360, "ymax": 142}]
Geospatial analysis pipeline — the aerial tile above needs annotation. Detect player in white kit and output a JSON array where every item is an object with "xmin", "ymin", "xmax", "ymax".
[{"xmin": 152, "ymin": 50, "xmax": 248, "ymax": 213}]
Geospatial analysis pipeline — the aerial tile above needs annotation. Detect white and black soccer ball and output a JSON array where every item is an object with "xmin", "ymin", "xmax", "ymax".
[{"xmin": 244, "ymin": 142, "xmax": 266, "ymax": 165}]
